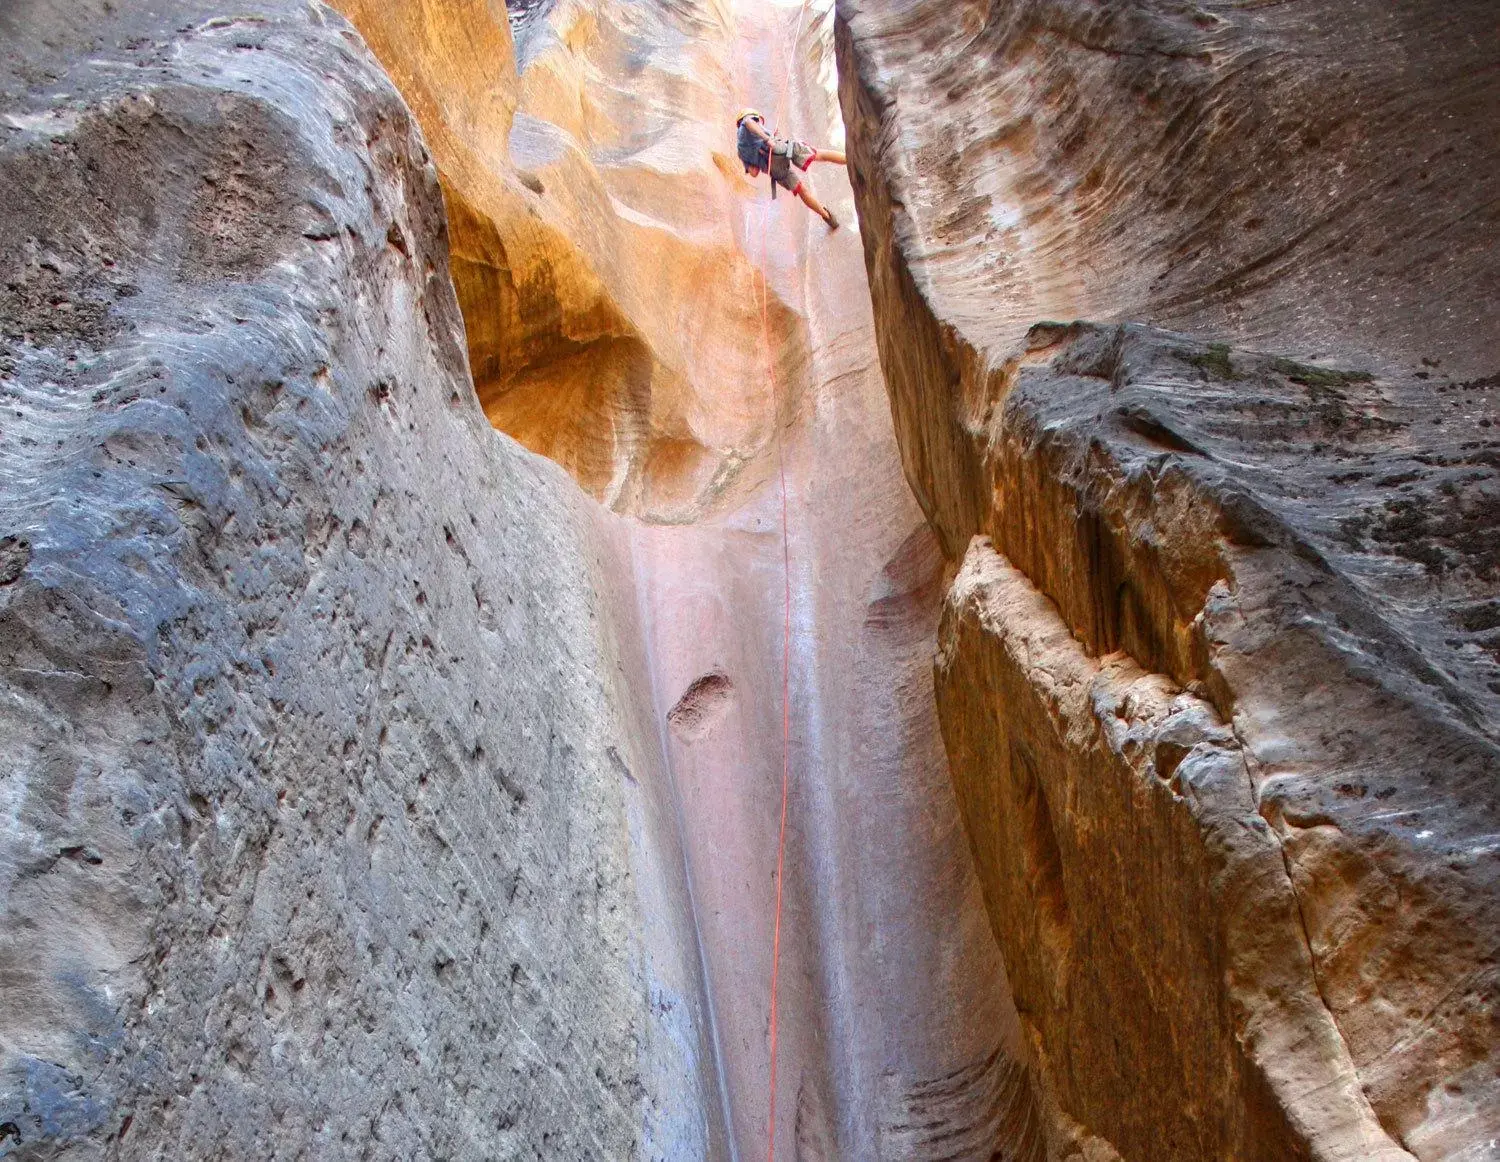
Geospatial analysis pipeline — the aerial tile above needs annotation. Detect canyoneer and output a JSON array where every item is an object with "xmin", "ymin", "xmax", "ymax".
[{"xmin": 735, "ymin": 108, "xmax": 846, "ymax": 230}]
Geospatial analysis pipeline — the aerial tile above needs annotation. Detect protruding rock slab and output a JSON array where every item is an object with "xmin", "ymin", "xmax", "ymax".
[
  {"xmin": 939, "ymin": 539, "xmax": 1409, "ymax": 1162},
  {"xmin": 925, "ymin": 320, "xmax": 1500, "ymax": 1159}
]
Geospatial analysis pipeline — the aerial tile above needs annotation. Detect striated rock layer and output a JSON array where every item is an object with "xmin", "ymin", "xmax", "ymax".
[
  {"xmin": 838, "ymin": 1, "xmax": 1500, "ymax": 1159},
  {"xmin": 0, "ymin": 2, "xmax": 719, "ymax": 1157}
]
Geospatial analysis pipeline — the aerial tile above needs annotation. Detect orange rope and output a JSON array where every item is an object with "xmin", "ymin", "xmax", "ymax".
[{"xmin": 757, "ymin": 5, "xmax": 811, "ymax": 1159}]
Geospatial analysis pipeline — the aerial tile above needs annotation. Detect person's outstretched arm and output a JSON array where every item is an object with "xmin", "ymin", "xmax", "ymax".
[{"xmin": 743, "ymin": 117, "xmax": 773, "ymax": 142}]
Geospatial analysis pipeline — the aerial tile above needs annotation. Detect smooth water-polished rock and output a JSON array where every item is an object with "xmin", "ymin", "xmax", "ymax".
[{"xmin": 0, "ymin": 2, "xmax": 717, "ymax": 1157}]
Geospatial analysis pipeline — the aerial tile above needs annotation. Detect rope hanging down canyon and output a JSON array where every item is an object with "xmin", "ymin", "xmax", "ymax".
[{"xmin": 755, "ymin": 4, "xmax": 811, "ymax": 1159}]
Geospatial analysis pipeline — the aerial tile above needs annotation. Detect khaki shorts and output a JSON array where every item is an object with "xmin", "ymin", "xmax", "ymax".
[{"xmin": 769, "ymin": 140, "xmax": 817, "ymax": 192}]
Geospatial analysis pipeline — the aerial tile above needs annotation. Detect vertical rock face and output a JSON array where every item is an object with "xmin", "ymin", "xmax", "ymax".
[
  {"xmin": 336, "ymin": 0, "xmax": 1049, "ymax": 1157},
  {"xmin": 0, "ymin": 2, "xmax": 718, "ymax": 1157},
  {"xmin": 835, "ymin": 0, "xmax": 1497, "ymax": 386},
  {"xmin": 838, "ymin": 1, "xmax": 1499, "ymax": 1160},
  {"xmin": 15, "ymin": 0, "xmax": 1488, "ymax": 1157}
]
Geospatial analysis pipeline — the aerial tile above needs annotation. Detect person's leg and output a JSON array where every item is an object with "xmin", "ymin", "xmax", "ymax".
[
  {"xmin": 771, "ymin": 152, "xmax": 797, "ymax": 196},
  {"xmin": 790, "ymin": 141, "xmax": 845, "ymax": 169},
  {"xmin": 796, "ymin": 183, "xmax": 838, "ymax": 229}
]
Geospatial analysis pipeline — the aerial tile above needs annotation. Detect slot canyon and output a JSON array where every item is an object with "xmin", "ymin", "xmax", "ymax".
[{"xmin": 0, "ymin": 0, "xmax": 1494, "ymax": 1159}]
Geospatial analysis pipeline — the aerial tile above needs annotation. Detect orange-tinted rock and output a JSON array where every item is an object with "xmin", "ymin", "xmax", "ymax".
[
  {"xmin": 338, "ymin": 0, "xmax": 1049, "ymax": 1157},
  {"xmin": 838, "ymin": 1, "xmax": 1500, "ymax": 1158},
  {"xmin": 336, "ymin": 0, "xmax": 810, "ymax": 522}
]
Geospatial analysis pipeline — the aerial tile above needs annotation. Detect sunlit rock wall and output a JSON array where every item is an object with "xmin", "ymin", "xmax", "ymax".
[
  {"xmin": 0, "ymin": 2, "xmax": 717, "ymax": 1157},
  {"xmin": 338, "ymin": 0, "xmax": 807, "ymax": 524},
  {"xmin": 837, "ymin": 1, "xmax": 1499, "ymax": 1159},
  {"xmin": 619, "ymin": 9, "xmax": 1042, "ymax": 1158}
]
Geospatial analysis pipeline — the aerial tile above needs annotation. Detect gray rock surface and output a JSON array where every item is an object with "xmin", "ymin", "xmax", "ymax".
[
  {"xmin": 938, "ymin": 322, "xmax": 1499, "ymax": 1160},
  {"xmin": 0, "ymin": 2, "xmax": 717, "ymax": 1158},
  {"xmin": 835, "ymin": 0, "xmax": 1498, "ymax": 382},
  {"xmin": 836, "ymin": 0, "xmax": 1500, "ymax": 1157}
]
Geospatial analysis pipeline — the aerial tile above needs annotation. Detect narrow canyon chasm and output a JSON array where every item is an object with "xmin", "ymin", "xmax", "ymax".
[{"xmin": 0, "ymin": 1, "xmax": 1495, "ymax": 1161}]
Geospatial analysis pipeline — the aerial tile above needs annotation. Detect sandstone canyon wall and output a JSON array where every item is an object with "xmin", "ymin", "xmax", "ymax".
[
  {"xmin": 333, "ymin": 0, "xmax": 1048, "ymax": 1156},
  {"xmin": 0, "ymin": 2, "xmax": 719, "ymax": 1157},
  {"xmin": 0, "ymin": 0, "xmax": 1050, "ymax": 1159},
  {"xmin": 3, "ymin": 0, "xmax": 1492, "ymax": 1158},
  {"xmin": 337, "ymin": 0, "xmax": 805, "ymax": 526},
  {"xmin": 837, "ymin": 2, "xmax": 1499, "ymax": 1159}
]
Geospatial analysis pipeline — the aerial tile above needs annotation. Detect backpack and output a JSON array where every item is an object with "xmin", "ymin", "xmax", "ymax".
[{"xmin": 737, "ymin": 119, "xmax": 771, "ymax": 174}]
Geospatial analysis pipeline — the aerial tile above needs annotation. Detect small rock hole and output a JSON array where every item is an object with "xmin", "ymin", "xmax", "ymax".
[{"xmin": 667, "ymin": 671, "xmax": 735, "ymax": 741}]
